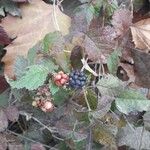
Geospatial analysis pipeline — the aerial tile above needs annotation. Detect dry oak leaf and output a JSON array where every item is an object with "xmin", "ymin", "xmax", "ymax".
[
  {"xmin": 130, "ymin": 18, "xmax": 150, "ymax": 51},
  {"xmin": 1, "ymin": 0, "xmax": 71, "ymax": 78}
]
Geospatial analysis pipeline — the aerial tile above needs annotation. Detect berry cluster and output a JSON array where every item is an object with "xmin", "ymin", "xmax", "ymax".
[
  {"xmin": 69, "ymin": 70, "xmax": 87, "ymax": 89},
  {"xmin": 53, "ymin": 71, "xmax": 69, "ymax": 87},
  {"xmin": 32, "ymin": 85, "xmax": 54, "ymax": 112}
]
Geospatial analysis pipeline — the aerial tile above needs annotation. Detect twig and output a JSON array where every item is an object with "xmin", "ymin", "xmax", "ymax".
[
  {"xmin": 83, "ymin": 88, "xmax": 92, "ymax": 111},
  {"xmin": 53, "ymin": 0, "xmax": 60, "ymax": 31},
  {"xmin": 7, "ymin": 129, "xmax": 54, "ymax": 149}
]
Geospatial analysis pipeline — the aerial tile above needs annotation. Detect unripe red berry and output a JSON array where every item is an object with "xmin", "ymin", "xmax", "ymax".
[{"xmin": 53, "ymin": 71, "xmax": 69, "ymax": 87}]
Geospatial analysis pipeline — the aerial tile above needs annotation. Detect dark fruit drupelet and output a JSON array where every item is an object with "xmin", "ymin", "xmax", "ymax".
[{"xmin": 69, "ymin": 70, "xmax": 87, "ymax": 88}]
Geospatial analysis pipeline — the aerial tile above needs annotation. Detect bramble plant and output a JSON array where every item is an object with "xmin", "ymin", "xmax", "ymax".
[{"xmin": 0, "ymin": 0, "xmax": 150, "ymax": 149}]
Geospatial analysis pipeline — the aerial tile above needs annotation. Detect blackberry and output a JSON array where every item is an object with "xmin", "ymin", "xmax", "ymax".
[{"xmin": 69, "ymin": 70, "xmax": 87, "ymax": 89}]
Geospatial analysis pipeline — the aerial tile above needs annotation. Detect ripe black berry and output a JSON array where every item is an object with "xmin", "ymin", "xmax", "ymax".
[{"xmin": 69, "ymin": 70, "xmax": 87, "ymax": 89}]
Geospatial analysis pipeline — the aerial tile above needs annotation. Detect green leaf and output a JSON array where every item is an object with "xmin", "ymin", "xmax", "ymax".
[
  {"xmin": 7, "ymin": 65, "xmax": 49, "ymax": 90},
  {"xmin": 73, "ymin": 110, "xmax": 90, "ymax": 123},
  {"xmin": 42, "ymin": 31, "xmax": 63, "ymax": 53},
  {"xmin": 115, "ymin": 89, "xmax": 150, "ymax": 114},
  {"xmin": 49, "ymin": 80, "xmax": 59, "ymax": 96},
  {"xmin": 53, "ymin": 89, "xmax": 70, "ymax": 106},
  {"xmin": 0, "ymin": 0, "xmax": 21, "ymax": 16},
  {"xmin": 86, "ymin": 4, "xmax": 95, "ymax": 25},
  {"xmin": 70, "ymin": 46, "xmax": 83, "ymax": 70},
  {"xmin": 93, "ymin": 124, "xmax": 117, "ymax": 148},
  {"xmin": 107, "ymin": 50, "xmax": 120, "ymax": 75},
  {"xmin": 86, "ymin": 89, "xmax": 97, "ymax": 110},
  {"xmin": 27, "ymin": 42, "xmax": 42, "ymax": 65},
  {"xmin": 13, "ymin": 56, "xmax": 28, "ymax": 78},
  {"xmin": 37, "ymin": 57, "xmax": 58, "ymax": 73},
  {"xmin": 117, "ymin": 125, "xmax": 150, "ymax": 149},
  {"xmin": 54, "ymin": 51, "xmax": 70, "ymax": 73},
  {"xmin": 96, "ymin": 74, "xmax": 123, "ymax": 97},
  {"xmin": 0, "ymin": 89, "xmax": 9, "ymax": 107}
]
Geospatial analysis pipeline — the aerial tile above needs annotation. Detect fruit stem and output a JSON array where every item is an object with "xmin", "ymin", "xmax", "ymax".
[{"xmin": 83, "ymin": 88, "xmax": 92, "ymax": 111}]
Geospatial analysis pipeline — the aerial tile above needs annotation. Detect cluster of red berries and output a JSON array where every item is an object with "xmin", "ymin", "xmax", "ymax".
[
  {"xmin": 32, "ymin": 70, "xmax": 87, "ymax": 113},
  {"xmin": 53, "ymin": 71, "xmax": 69, "ymax": 86},
  {"xmin": 32, "ymin": 85, "xmax": 54, "ymax": 112}
]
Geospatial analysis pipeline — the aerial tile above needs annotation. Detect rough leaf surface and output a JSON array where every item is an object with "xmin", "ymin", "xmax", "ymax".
[
  {"xmin": 131, "ymin": 18, "xmax": 150, "ymax": 50},
  {"xmin": 1, "ymin": 0, "xmax": 71, "ymax": 78},
  {"xmin": 7, "ymin": 65, "xmax": 49, "ymax": 90}
]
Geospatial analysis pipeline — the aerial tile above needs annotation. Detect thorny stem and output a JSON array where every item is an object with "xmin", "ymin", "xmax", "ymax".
[
  {"xmin": 83, "ymin": 88, "xmax": 92, "ymax": 111},
  {"xmin": 7, "ymin": 129, "xmax": 55, "ymax": 149}
]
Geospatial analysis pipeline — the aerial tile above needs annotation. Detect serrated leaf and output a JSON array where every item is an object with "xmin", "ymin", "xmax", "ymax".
[
  {"xmin": 53, "ymin": 89, "xmax": 70, "ymax": 106},
  {"xmin": 37, "ymin": 57, "xmax": 58, "ymax": 73},
  {"xmin": 117, "ymin": 125, "xmax": 150, "ymax": 149},
  {"xmin": 13, "ymin": 56, "xmax": 28, "ymax": 78},
  {"xmin": 93, "ymin": 124, "xmax": 117, "ymax": 148},
  {"xmin": 86, "ymin": 89, "xmax": 98, "ymax": 110},
  {"xmin": 96, "ymin": 74, "xmax": 123, "ymax": 97},
  {"xmin": 73, "ymin": 110, "xmax": 90, "ymax": 123},
  {"xmin": 7, "ymin": 65, "xmax": 49, "ymax": 90},
  {"xmin": 107, "ymin": 50, "xmax": 120, "ymax": 75},
  {"xmin": 42, "ymin": 31, "xmax": 63, "ymax": 53},
  {"xmin": 115, "ymin": 89, "xmax": 150, "ymax": 114},
  {"xmin": 0, "ymin": 0, "xmax": 21, "ymax": 16},
  {"xmin": 86, "ymin": 4, "xmax": 95, "ymax": 25},
  {"xmin": 49, "ymin": 80, "xmax": 59, "ymax": 96},
  {"xmin": 27, "ymin": 42, "xmax": 42, "ymax": 65},
  {"xmin": 92, "ymin": 96, "xmax": 114, "ymax": 119},
  {"xmin": 54, "ymin": 51, "xmax": 70, "ymax": 73}
]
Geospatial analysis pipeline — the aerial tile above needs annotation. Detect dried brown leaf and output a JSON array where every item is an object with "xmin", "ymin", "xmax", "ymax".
[
  {"xmin": 1, "ymin": 0, "xmax": 71, "ymax": 78},
  {"xmin": 112, "ymin": 8, "xmax": 133, "ymax": 37},
  {"xmin": 5, "ymin": 106, "xmax": 19, "ymax": 122},
  {"xmin": 0, "ymin": 26, "xmax": 11, "ymax": 45},
  {"xmin": 131, "ymin": 48, "xmax": 150, "ymax": 88},
  {"xmin": 0, "ymin": 134, "xmax": 7, "ymax": 150},
  {"xmin": 130, "ymin": 18, "xmax": 150, "ymax": 51}
]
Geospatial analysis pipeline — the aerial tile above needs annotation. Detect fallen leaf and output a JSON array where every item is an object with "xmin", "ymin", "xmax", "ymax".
[
  {"xmin": 0, "ymin": 26, "xmax": 11, "ymax": 45},
  {"xmin": 130, "ymin": 18, "xmax": 150, "ymax": 51},
  {"xmin": 112, "ymin": 8, "xmax": 133, "ymax": 37},
  {"xmin": 1, "ymin": 0, "xmax": 71, "ymax": 78},
  {"xmin": 131, "ymin": 48, "xmax": 150, "ymax": 88},
  {"xmin": 5, "ymin": 106, "xmax": 19, "ymax": 122},
  {"xmin": 0, "ymin": 134, "xmax": 7, "ymax": 150}
]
